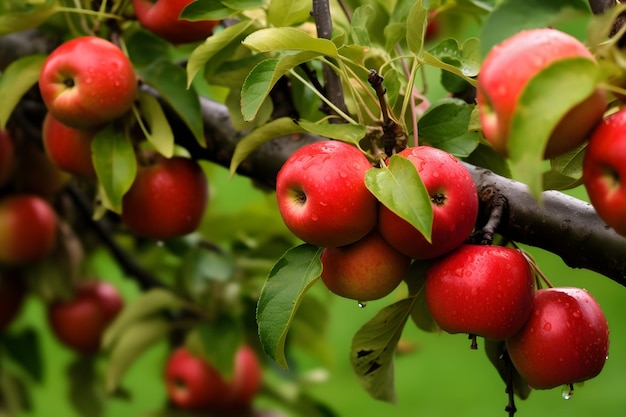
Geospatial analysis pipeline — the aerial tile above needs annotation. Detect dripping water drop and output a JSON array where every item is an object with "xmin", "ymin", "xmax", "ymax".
[
  {"xmin": 561, "ymin": 384, "xmax": 574, "ymax": 400},
  {"xmin": 358, "ymin": 301, "xmax": 367, "ymax": 308}
]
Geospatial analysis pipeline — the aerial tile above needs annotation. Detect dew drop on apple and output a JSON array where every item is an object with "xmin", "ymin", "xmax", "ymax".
[
  {"xmin": 561, "ymin": 385, "xmax": 574, "ymax": 400},
  {"xmin": 311, "ymin": 214, "xmax": 319, "ymax": 222},
  {"xmin": 542, "ymin": 321, "xmax": 552, "ymax": 332}
]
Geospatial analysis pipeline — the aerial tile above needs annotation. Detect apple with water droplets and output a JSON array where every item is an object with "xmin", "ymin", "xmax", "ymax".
[
  {"xmin": 506, "ymin": 287, "xmax": 609, "ymax": 390},
  {"xmin": 477, "ymin": 28, "xmax": 606, "ymax": 159},
  {"xmin": 425, "ymin": 244, "xmax": 535, "ymax": 341},
  {"xmin": 582, "ymin": 107, "xmax": 626, "ymax": 237},
  {"xmin": 321, "ymin": 229, "xmax": 411, "ymax": 302},
  {"xmin": 133, "ymin": 0, "xmax": 221, "ymax": 45},
  {"xmin": 275, "ymin": 140, "xmax": 378, "ymax": 247},
  {"xmin": 39, "ymin": 36, "xmax": 137, "ymax": 129},
  {"xmin": 378, "ymin": 146, "xmax": 478, "ymax": 260}
]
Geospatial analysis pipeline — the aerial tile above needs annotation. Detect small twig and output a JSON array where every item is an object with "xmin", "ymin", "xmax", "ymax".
[
  {"xmin": 471, "ymin": 185, "xmax": 508, "ymax": 245},
  {"xmin": 367, "ymin": 70, "xmax": 408, "ymax": 156},
  {"xmin": 503, "ymin": 350, "xmax": 518, "ymax": 417}
]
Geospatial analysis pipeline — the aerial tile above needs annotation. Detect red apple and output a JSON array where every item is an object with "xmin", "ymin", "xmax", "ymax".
[
  {"xmin": 0, "ymin": 129, "xmax": 16, "ymax": 188},
  {"xmin": 42, "ymin": 112, "xmax": 97, "ymax": 178},
  {"xmin": 133, "ymin": 0, "xmax": 220, "ymax": 45},
  {"xmin": 425, "ymin": 244, "xmax": 535, "ymax": 341},
  {"xmin": 121, "ymin": 155, "xmax": 209, "ymax": 240},
  {"xmin": 583, "ymin": 107, "xmax": 626, "ymax": 236},
  {"xmin": 321, "ymin": 230, "xmax": 411, "ymax": 301},
  {"xmin": 477, "ymin": 28, "xmax": 606, "ymax": 159},
  {"xmin": 0, "ymin": 195, "xmax": 57, "ymax": 265},
  {"xmin": 0, "ymin": 272, "xmax": 27, "ymax": 331},
  {"xmin": 505, "ymin": 287, "xmax": 610, "ymax": 390},
  {"xmin": 39, "ymin": 36, "xmax": 137, "ymax": 129},
  {"xmin": 275, "ymin": 140, "xmax": 377, "ymax": 248},
  {"xmin": 165, "ymin": 345, "xmax": 262, "ymax": 412},
  {"xmin": 378, "ymin": 146, "xmax": 478, "ymax": 260},
  {"xmin": 47, "ymin": 280, "xmax": 123, "ymax": 353}
]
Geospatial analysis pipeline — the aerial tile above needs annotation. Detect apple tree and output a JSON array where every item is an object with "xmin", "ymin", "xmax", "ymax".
[{"xmin": 0, "ymin": 0, "xmax": 626, "ymax": 416}]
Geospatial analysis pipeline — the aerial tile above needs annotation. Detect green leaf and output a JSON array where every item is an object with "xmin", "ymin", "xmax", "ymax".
[
  {"xmin": 125, "ymin": 30, "xmax": 171, "ymax": 69},
  {"xmin": 180, "ymin": 0, "xmax": 236, "ymax": 21},
  {"xmin": 105, "ymin": 317, "xmax": 171, "ymax": 393},
  {"xmin": 296, "ymin": 120, "xmax": 367, "ymax": 144},
  {"xmin": 418, "ymin": 98, "xmax": 480, "ymax": 157},
  {"xmin": 0, "ymin": 54, "xmax": 46, "ymax": 129},
  {"xmin": 404, "ymin": 261, "xmax": 439, "ymax": 333},
  {"xmin": 103, "ymin": 288, "xmax": 190, "ymax": 349},
  {"xmin": 0, "ymin": 1, "xmax": 58, "ymax": 36},
  {"xmin": 507, "ymin": 58, "xmax": 600, "ymax": 199},
  {"xmin": 138, "ymin": 59, "xmax": 204, "ymax": 146},
  {"xmin": 187, "ymin": 20, "xmax": 256, "ymax": 87},
  {"xmin": 242, "ymin": 28, "xmax": 338, "ymax": 56},
  {"xmin": 241, "ymin": 52, "xmax": 322, "ymax": 122},
  {"xmin": 425, "ymin": 37, "xmax": 481, "ymax": 78},
  {"xmin": 288, "ymin": 294, "xmax": 333, "ymax": 368},
  {"xmin": 257, "ymin": 244, "xmax": 323, "ymax": 369},
  {"xmin": 0, "ymin": 328, "xmax": 43, "ymax": 382},
  {"xmin": 67, "ymin": 356, "xmax": 104, "ymax": 417},
  {"xmin": 480, "ymin": 0, "xmax": 591, "ymax": 57},
  {"xmin": 268, "ymin": 0, "xmax": 311, "ymax": 27},
  {"xmin": 365, "ymin": 155, "xmax": 433, "ymax": 242},
  {"xmin": 229, "ymin": 118, "xmax": 305, "ymax": 177},
  {"xmin": 137, "ymin": 91, "xmax": 175, "ymax": 158},
  {"xmin": 465, "ymin": 143, "xmax": 512, "ymax": 178},
  {"xmin": 350, "ymin": 297, "xmax": 416, "ymax": 403},
  {"xmin": 351, "ymin": 5, "xmax": 374, "ymax": 46},
  {"xmin": 192, "ymin": 316, "xmax": 243, "ymax": 377},
  {"xmin": 92, "ymin": 125, "xmax": 137, "ymax": 214},
  {"xmin": 406, "ymin": 0, "xmax": 427, "ymax": 57},
  {"xmin": 543, "ymin": 144, "xmax": 586, "ymax": 190}
]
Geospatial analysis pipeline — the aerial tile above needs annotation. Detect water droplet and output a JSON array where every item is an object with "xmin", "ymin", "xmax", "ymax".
[
  {"xmin": 572, "ymin": 311, "xmax": 581, "ymax": 318},
  {"xmin": 311, "ymin": 214, "xmax": 319, "ymax": 222},
  {"xmin": 358, "ymin": 301, "xmax": 367, "ymax": 308},
  {"xmin": 543, "ymin": 322, "xmax": 552, "ymax": 332},
  {"xmin": 561, "ymin": 385, "xmax": 574, "ymax": 400},
  {"xmin": 156, "ymin": 240, "xmax": 164, "ymax": 247}
]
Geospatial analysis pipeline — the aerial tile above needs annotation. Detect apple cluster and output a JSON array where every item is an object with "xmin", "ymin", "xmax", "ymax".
[
  {"xmin": 424, "ymin": 244, "xmax": 610, "ymax": 391},
  {"xmin": 275, "ymin": 140, "xmax": 479, "ymax": 302},
  {"xmin": 36, "ymin": 35, "xmax": 210, "ymax": 241},
  {"xmin": 164, "ymin": 345, "xmax": 262, "ymax": 413}
]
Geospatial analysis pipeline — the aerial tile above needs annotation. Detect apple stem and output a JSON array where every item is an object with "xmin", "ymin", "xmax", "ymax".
[
  {"xmin": 367, "ymin": 70, "xmax": 408, "ymax": 156},
  {"xmin": 468, "ymin": 334, "xmax": 478, "ymax": 350},
  {"xmin": 503, "ymin": 350, "xmax": 518, "ymax": 417},
  {"xmin": 472, "ymin": 185, "xmax": 508, "ymax": 245},
  {"xmin": 519, "ymin": 250, "xmax": 555, "ymax": 289}
]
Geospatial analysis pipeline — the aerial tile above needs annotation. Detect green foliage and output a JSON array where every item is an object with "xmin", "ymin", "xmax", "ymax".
[{"xmin": 0, "ymin": 54, "xmax": 45, "ymax": 129}]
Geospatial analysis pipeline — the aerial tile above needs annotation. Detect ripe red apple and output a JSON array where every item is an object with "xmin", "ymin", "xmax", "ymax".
[
  {"xmin": 47, "ymin": 280, "xmax": 123, "ymax": 353},
  {"xmin": 0, "ymin": 272, "xmax": 27, "ymax": 332},
  {"xmin": 321, "ymin": 230, "xmax": 411, "ymax": 301},
  {"xmin": 121, "ymin": 155, "xmax": 209, "ymax": 240},
  {"xmin": 165, "ymin": 345, "xmax": 262, "ymax": 412},
  {"xmin": 505, "ymin": 287, "xmax": 610, "ymax": 390},
  {"xmin": 0, "ymin": 195, "xmax": 57, "ymax": 265},
  {"xmin": 275, "ymin": 140, "xmax": 377, "ymax": 248},
  {"xmin": 39, "ymin": 36, "xmax": 137, "ymax": 129},
  {"xmin": 42, "ymin": 112, "xmax": 97, "ymax": 178},
  {"xmin": 378, "ymin": 146, "xmax": 478, "ymax": 260},
  {"xmin": 583, "ymin": 107, "xmax": 626, "ymax": 236},
  {"xmin": 133, "ymin": 0, "xmax": 220, "ymax": 44},
  {"xmin": 0, "ymin": 129, "xmax": 16, "ymax": 189},
  {"xmin": 477, "ymin": 28, "xmax": 606, "ymax": 159},
  {"xmin": 425, "ymin": 244, "xmax": 535, "ymax": 341}
]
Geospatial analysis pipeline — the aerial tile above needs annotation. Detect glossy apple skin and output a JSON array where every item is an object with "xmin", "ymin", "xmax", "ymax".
[
  {"xmin": 39, "ymin": 36, "xmax": 137, "ymax": 129},
  {"xmin": 47, "ymin": 280, "xmax": 123, "ymax": 353},
  {"xmin": 378, "ymin": 146, "xmax": 478, "ymax": 260},
  {"xmin": 122, "ymin": 156, "xmax": 209, "ymax": 240},
  {"xmin": 42, "ymin": 113, "xmax": 97, "ymax": 178},
  {"xmin": 0, "ymin": 195, "xmax": 57, "ymax": 265},
  {"xmin": 165, "ymin": 345, "xmax": 262, "ymax": 412},
  {"xmin": 506, "ymin": 287, "xmax": 610, "ymax": 390},
  {"xmin": 133, "ymin": 0, "xmax": 220, "ymax": 44},
  {"xmin": 0, "ymin": 272, "xmax": 27, "ymax": 332},
  {"xmin": 321, "ymin": 230, "xmax": 411, "ymax": 301},
  {"xmin": 425, "ymin": 245, "xmax": 535, "ymax": 340},
  {"xmin": 276, "ymin": 141, "xmax": 377, "ymax": 248},
  {"xmin": 0, "ymin": 130, "xmax": 15, "ymax": 188},
  {"xmin": 477, "ymin": 28, "xmax": 606, "ymax": 159},
  {"xmin": 583, "ymin": 108, "xmax": 626, "ymax": 236}
]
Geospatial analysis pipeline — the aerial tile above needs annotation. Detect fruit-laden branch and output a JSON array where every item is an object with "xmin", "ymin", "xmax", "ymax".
[{"xmin": 192, "ymin": 98, "xmax": 626, "ymax": 286}]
